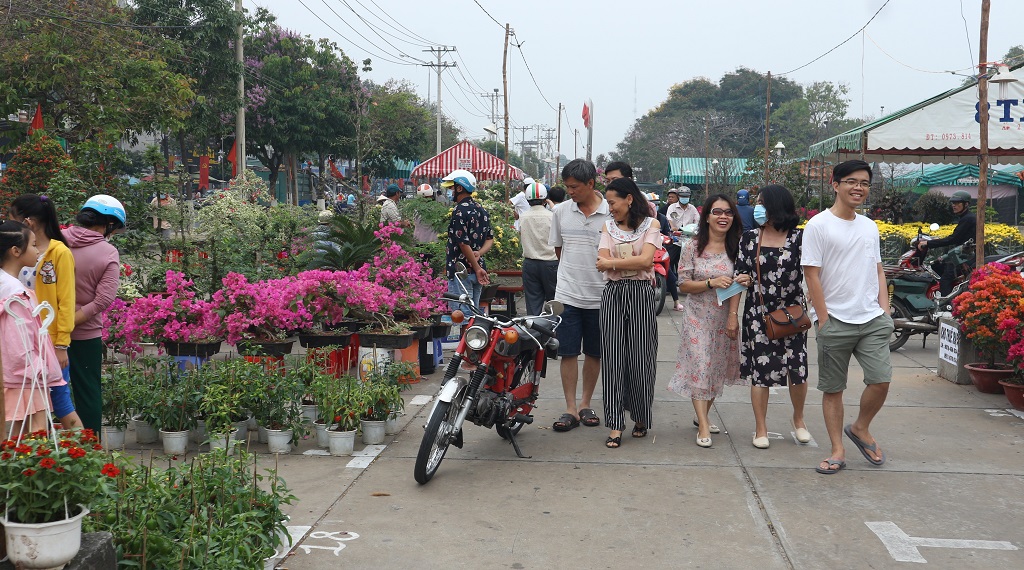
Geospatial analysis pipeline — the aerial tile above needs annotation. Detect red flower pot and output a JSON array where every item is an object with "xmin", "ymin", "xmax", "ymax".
[
  {"xmin": 998, "ymin": 380, "xmax": 1024, "ymax": 411},
  {"xmin": 963, "ymin": 363, "xmax": 1012, "ymax": 394}
]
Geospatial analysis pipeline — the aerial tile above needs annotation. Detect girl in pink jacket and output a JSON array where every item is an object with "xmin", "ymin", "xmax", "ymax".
[{"xmin": 0, "ymin": 221, "xmax": 65, "ymax": 435}]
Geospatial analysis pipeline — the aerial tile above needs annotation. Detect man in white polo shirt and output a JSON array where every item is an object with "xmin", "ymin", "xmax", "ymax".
[{"xmin": 548, "ymin": 159, "xmax": 611, "ymax": 432}]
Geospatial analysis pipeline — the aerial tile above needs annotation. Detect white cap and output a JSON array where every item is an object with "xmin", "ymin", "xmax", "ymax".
[{"xmin": 376, "ymin": 194, "xmax": 388, "ymax": 203}]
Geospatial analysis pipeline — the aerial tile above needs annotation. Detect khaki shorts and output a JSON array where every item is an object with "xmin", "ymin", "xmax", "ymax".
[{"xmin": 815, "ymin": 313, "xmax": 894, "ymax": 393}]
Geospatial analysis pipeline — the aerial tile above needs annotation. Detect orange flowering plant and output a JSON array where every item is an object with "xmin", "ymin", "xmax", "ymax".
[
  {"xmin": 951, "ymin": 262, "xmax": 1024, "ymax": 367},
  {"xmin": 0, "ymin": 429, "xmax": 122, "ymax": 524}
]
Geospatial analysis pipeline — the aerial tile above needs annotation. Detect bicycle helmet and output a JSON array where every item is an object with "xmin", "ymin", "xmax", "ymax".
[
  {"xmin": 81, "ymin": 195, "xmax": 127, "ymax": 227},
  {"xmin": 417, "ymin": 183, "xmax": 434, "ymax": 197},
  {"xmin": 441, "ymin": 169, "xmax": 477, "ymax": 193}
]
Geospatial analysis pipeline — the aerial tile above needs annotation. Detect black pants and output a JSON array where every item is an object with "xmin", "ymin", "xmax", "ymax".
[
  {"xmin": 522, "ymin": 258, "xmax": 559, "ymax": 316},
  {"xmin": 666, "ymin": 242, "xmax": 681, "ymax": 301}
]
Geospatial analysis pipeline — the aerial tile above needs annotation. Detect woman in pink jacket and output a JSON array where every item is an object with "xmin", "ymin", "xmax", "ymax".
[{"xmin": 65, "ymin": 196, "xmax": 124, "ymax": 434}]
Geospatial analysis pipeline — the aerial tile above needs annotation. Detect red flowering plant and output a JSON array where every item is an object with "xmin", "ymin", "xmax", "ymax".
[
  {"xmin": 359, "ymin": 224, "xmax": 446, "ymax": 330},
  {"xmin": 310, "ymin": 373, "xmax": 364, "ymax": 432},
  {"xmin": 951, "ymin": 262, "xmax": 1024, "ymax": 368},
  {"xmin": 212, "ymin": 273, "xmax": 312, "ymax": 347},
  {"xmin": 293, "ymin": 269, "xmax": 351, "ymax": 333},
  {"xmin": 117, "ymin": 271, "xmax": 224, "ymax": 354},
  {"xmin": 0, "ymin": 429, "xmax": 122, "ymax": 524}
]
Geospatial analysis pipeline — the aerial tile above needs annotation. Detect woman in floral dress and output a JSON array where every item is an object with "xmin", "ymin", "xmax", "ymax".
[
  {"xmin": 668, "ymin": 194, "xmax": 750, "ymax": 448},
  {"xmin": 728, "ymin": 185, "xmax": 809, "ymax": 450}
]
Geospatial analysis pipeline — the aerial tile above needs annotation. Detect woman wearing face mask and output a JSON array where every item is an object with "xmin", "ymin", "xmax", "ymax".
[{"xmin": 728, "ymin": 185, "xmax": 810, "ymax": 450}]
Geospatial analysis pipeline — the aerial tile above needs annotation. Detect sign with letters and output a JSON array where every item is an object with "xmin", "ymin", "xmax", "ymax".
[{"xmin": 939, "ymin": 321, "xmax": 959, "ymax": 365}]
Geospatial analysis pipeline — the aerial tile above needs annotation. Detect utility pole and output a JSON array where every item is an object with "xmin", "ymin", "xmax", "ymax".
[
  {"xmin": 976, "ymin": 0, "xmax": 991, "ymax": 267},
  {"xmin": 763, "ymin": 71, "xmax": 772, "ymax": 184},
  {"xmin": 515, "ymin": 126, "xmax": 530, "ymax": 163},
  {"xmin": 423, "ymin": 46, "xmax": 456, "ymax": 156},
  {"xmin": 502, "ymin": 24, "xmax": 511, "ymax": 191},
  {"xmin": 235, "ymin": 0, "xmax": 245, "ymax": 176},
  {"xmin": 555, "ymin": 103, "xmax": 562, "ymax": 183},
  {"xmin": 542, "ymin": 127, "xmax": 555, "ymax": 181},
  {"xmin": 481, "ymin": 88, "xmax": 500, "ymax": 155}
]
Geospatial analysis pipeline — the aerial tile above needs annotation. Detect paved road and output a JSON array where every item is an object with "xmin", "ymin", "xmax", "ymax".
[{"xmin": 264, "ymin": 310, "xmax": 1023, "ymax": 569}]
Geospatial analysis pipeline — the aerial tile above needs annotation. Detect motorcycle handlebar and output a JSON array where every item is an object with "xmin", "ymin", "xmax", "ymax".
[
  {"xmin": 527, "ymin": 317, "xmax": 557, "ymax": 338},
  {"xmin": 441, "ymin": 292, "xmax": 466, "ymax": 302}
]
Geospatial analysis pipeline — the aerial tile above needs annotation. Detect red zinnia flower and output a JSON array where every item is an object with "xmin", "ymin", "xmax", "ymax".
[
  {"xmin": 22, "ymin": 468, "xmax": 36, "ymax": 476},
  {"xmin": 93, "ymin": 444, "xmax": 103, "ymax": 451},
  {"xmin": 100, "ymin": 463, "xmax": 120, "ymax": 477},
  {"xmin": 67, "ymin": 447, "xmax": 86, "ymax": 459},
  {"xmin": 36, "ymin": 447, "xmax": 51, "ymax": 456},
  {"xmin": 39, "ymin": 457, "xmax": 56, "ymax": 469},
  {"xmin": 15, "ymin": 444, "xmax": 31, "ymax": 454},
  {"xmin": 1, "ymin": 452, "xmax": 11, "ymax": 460}
]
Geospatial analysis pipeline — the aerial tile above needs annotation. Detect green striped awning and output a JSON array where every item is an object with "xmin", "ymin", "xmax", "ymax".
[{"xmin": 667, "ymin": 157, "xmax": 748, "ymax": 185}]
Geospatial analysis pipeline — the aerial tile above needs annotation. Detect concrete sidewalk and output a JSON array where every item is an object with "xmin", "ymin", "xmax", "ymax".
[{"xmin": 264, "ymin": 311, "xmax": 1023, "ymax": 569}]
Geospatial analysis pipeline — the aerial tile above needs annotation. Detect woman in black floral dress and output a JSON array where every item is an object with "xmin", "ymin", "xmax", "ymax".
[{"xmin": 727, "ymin": 185, "xmax": 810, "ymax": 450}]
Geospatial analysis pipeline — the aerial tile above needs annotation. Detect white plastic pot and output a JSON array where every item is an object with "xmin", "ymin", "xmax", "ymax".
[
  {"xmin": 2, "ymin": 504, "xmax": 89, "ymax": 570},
  {"xmin": 360, "ymin": 419, "xmax": 386, "ymax": 445},
  {"xmin": 265, "ymin": 428, "xmax": 293, "ymax": 454},
  {"xmin": 328, "ymin": 428, "xmax": 356, "ymax": 456},
  {"xmin": 160, "ymin": 429, "xmax": 189, "ymax": 455},
  {"xmin": 101, "ymin": 425, "xmax": 125, "ymax": 450},
  {"xmin": 133, "ymin": 416, "xmax": 158, "ymax": 444}
]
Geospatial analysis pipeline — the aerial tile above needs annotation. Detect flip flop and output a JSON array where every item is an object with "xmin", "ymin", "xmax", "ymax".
[
  {"xmin": 552, "ymin": 413, "xmax": 579, "ymax": 432},
  {"xmin": 579, "ymin": 408, "xmax": 601, "ymax": 427},
  {"xmin": 815, "ymin": 458, "xmax": 846, "ymax": 474},
  {"xmin": 844, "ymin": 424, "xmax": 886, "ymax": 465}
]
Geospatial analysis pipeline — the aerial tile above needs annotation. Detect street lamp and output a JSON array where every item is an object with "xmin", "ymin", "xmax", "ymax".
[
  {"xmin": 774, "ymin": 141, "xmax": 786, "ymax": 157},
  {"xmin": 483, "ymin": 123, "xmax": 499, "ymax": 155}
]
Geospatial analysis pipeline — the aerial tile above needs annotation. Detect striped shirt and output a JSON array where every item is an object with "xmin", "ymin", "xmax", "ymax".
[{"xmin": 548, "ymin": 197, "xmax": 610, "ymax": 309}]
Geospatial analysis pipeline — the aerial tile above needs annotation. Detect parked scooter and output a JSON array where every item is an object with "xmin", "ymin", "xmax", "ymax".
[
  {"xmin": 887, "ymin": 224, "xmax": 1022, "ymax": 351},
  {"xmin": 414, "ymin": 264, "xmax": 563, "ymax": 484},
  {"xmin": 652, "ymin": 234, "xmax": 674, "ymax": 315}
]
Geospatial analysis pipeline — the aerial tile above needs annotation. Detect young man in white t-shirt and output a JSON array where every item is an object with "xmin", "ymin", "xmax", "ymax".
[{"xmin": 802, "ymin": 159, "xmax": 894, "ymax": 475}]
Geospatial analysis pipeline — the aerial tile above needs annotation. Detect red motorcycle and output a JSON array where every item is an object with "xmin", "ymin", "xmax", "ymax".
[
  {"xmin": 651, "ymin": 234, "xmax": 673, "ymax": 315},
  {"xmin": 414, "ymin": 283, "xmax": 563, "ymax": 484}
]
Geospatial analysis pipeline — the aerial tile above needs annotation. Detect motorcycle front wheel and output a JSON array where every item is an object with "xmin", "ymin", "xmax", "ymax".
[
  {"xmin": 414, "ymin": 399, "xmax": 459, "ymax": 484},
  {"xmin": 889, "ymin": 299, "xmax": 912, "ymax": 352},
  {"xmin": 653, "ymin": 273, "xmax": 667, "ymax": 316}
]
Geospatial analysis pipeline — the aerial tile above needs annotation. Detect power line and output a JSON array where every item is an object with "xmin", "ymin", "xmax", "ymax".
[
  {"xmin": 864, "ymin": 31, "xmax": 974, "ymax": 75},
  {"xmin": 511, "ymin": 32, "xmax": 557, "ymax": 112},
  {"xmin": 293, "ymin": 0, "xmax": 417, "ymax": 66},
  {"xmin": 778, "ymin": 0, "xmax": 892, "ymax": 76},
  {"xmin": 471, "ymin": 0, "xmax": 504, "ymax": 29},
  {"xmin": 335, "ymin": 0, "xmax": 429, "ymax": 62},
  {"xmin": 350, "ymin": 0, "xmax": 435, "ymax": 48},
  {"xmin": 958, "ymin": 0, "xmax": 975, "ymax": 70},
  {"xmin": 365, "ymin": 0, "xmax": 441, "ymax": 46}
]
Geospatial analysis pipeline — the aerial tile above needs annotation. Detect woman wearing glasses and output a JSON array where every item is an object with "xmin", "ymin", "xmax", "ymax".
[
  {"xmin": 728, "ymin": 185, "xmax": 810, "ymax": 450},
  {"xmin": 668, "ymin": 194, "xmax": 750, "ymax": 447}
]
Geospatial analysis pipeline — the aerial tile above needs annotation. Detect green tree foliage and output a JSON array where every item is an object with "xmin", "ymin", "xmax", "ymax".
[
  {"xmin": 360, "ymin": 80, "xmax": 437, "ymax": 176},
  {"xmin": 615, "ymin": 68, "xmax": 855, "ymax": 182},
  {"xmin": 132, "ymin": 0, "xmax": 244, "ymax": 147},
  {"xmin": 245, "ymin": 8, "xmax": 357, "ymax": 200},
  {"xmin": 912, "ymin": 190, "xmax": 955, "ymax": 225},
  {"xmin": 0, "ymin": 0, "xmax": 195, "ymax": 145}
]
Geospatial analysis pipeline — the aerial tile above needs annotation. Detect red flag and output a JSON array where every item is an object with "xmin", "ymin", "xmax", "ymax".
[
  {"xmin": 27, "ymin": 103, "xmax": 43, "ymax": 135},
  {"xmin": 225, "ymin": 139, "xmax": 238, "ymax": 178},
  {"xmin": 582, "ymin": 100, "xmax": 591, "ymax": 129},
  {"xmin": 199, "ymin": 156, "xmax": 210, "ymax": 190},
  {"xmin": 329, "ymin": 160, "xmax": 344, "ymax": 179}
]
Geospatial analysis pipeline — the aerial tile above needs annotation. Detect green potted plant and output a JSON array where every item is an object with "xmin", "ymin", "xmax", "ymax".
[
  {"xmin": 312, "ymin": 374, "xmax": 363, "ymax": 456},
  {"xmin": 151, "ymin": 371, "xmax": 202, "ymax": 455},
  {"xmin": 365, "ymin": 360, "xmax": 415, "ymax": 434},
  {"xmin": 102, "ymin": 364, "xmax": 136, "ymax": 449},
  {"xmin": 254, "ymin": 369, "xmax": 308, "ymax": 454},
  {"xmin": 360, "ymin": 380, "xmax": 400, "ymax": 445},
  {"xmin": 199, "ymin": 372, "xmax": 245, "ymax": 453}
]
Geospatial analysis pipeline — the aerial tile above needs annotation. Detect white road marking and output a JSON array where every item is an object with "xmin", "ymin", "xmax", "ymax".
[
  {"xmin": 410, "ymin": 394, "xmax": 433, "ymax": 406},
  {"xmin": 302, "ymin": 449, "xmax": 330, "ymax": 456},
  {"xmin": 1008, "ymin": 409, "xmax": 1024, "ymax": 420},
  {"xmin": 986, "ymin": 409, "xmax": 1013, "ymax": 417},
  {"xmin": 866, "ymin": 521, "xmax": 1018, "ymax": 563}
]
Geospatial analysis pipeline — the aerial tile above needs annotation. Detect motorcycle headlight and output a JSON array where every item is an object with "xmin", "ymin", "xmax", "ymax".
[{"xmin": 464, "ymin": 325, "xmax": 490, "ymax": 351}]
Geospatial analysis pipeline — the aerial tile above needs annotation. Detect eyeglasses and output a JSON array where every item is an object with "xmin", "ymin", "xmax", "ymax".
[
  {"xmin": 840, "ymin": 179, "xmax": 871, "ymax": 189},
  {"xmin": 710, "ymin": 208, "xmax": 734, "ymax": 217}
]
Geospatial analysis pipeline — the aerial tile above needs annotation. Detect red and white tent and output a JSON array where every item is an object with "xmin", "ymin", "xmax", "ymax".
[{"xmin": 411, "ymin": 140, "xmax": 525, "ymax": 181}]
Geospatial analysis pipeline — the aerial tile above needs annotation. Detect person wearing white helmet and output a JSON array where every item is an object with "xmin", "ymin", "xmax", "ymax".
[
  {"xmin": 666, "ymin": 186, "xmax": 699, "ymax": 230},
  {"xmin": 442, "ymin": 169, "xmax": 493, "ymax": 309},
  {"xmin": 416, "ymin": 183, "xmax": 434, "ymax": 198},
  {"xmin": 509, "ymin": 177, "xmax": 535, "ymax": 231},
  {"xmin": 64, "ymin": 195, "xmax": 126, "ymax": 433},
  {"xmin": 519, "ymin": 182, "xmax": 558, "ymax": 316}
]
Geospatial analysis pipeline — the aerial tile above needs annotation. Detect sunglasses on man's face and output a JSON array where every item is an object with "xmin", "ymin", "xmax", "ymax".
[{"xmin": 710, "ymin": 208, "xmax": 734, "ymax": 217}]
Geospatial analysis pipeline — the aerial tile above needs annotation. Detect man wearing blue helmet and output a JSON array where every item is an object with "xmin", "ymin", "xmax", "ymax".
[
  {"xmin": 64, "ymin": 195, "xmax": 126, "ymax": 433},
  {"xmin": 442, "ymin": 169, "xmax": 493, "ymax": 309},
  {"xmin": 736, "ymin": 189, "xmax": 755, "ymax": 231}
]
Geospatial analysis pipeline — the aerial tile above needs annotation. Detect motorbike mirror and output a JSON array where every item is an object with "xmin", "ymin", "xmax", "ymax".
[
  {"xmin": 543, "ymin": 300, "xmax": 564, "ymax": 316},
  {"xmin": 680, "ymin": 223, "xmax": 698, "ymax": 237},
  {"xmin": 929, "ymin": 223, "xmax": 940, "ymax": 232}
]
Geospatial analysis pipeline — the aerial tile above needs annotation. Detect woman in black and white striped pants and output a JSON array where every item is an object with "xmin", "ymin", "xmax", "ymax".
[{"xmin": 595, "ymin": 178, "xmax": 662, "ymax": 448}]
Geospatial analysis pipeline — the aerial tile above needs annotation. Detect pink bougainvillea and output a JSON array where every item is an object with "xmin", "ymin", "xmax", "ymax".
[{"xmin": 108, "ymin": 271, "xmax": 223, "ymax": 354}]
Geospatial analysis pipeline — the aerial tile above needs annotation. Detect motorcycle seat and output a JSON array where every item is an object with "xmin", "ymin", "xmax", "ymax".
[{"xmin": 899, "ymin": 273, "xmax": 935, "ymax": 283}]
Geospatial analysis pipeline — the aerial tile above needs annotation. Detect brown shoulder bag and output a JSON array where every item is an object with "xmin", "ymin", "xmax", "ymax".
[{"xmin": 755, "ymin": 231, "xmax": 811, "ymax": 340}]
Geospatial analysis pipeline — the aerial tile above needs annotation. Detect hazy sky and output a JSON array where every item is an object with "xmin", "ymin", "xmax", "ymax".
[{"xmin": 256, "ymin": 0, "xmax": 1021, "ymax": 159}]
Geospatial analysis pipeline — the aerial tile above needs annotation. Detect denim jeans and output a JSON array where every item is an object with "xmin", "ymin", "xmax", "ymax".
[{"xmin": 448, "ymin": 272, "xmax": 482, "ymax": 314}]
